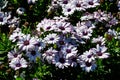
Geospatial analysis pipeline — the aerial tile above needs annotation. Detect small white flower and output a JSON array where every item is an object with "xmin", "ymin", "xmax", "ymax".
[
  {"xmin": 55, "ymin": 21, "xmax": 72, "ymax": 34},
  {"xmin": 7, "ymin": 48, "xmax": 22, "ymax": 61},
  {"xmin": 17, "ymin": 34, "xmax": 38, "ymax": 51},
  {"xmin": 62, "ymin": 3, "xmax": 76, "ymax": 16},
  {"xmin": 43, "ymin": 47, "xmax": 58, "ymax": 64},
  {"xmin": 80, "ymin": 50, "xmax": 95, "ymax": 63},
  {"xmin": 9, "ymin": 57, "xmax": 27, "ymax": 70},
  {"xmin": 118, "ymin": 1, "xmax": 120, "ymax": 10},
  {"xmin": 81, "ymin": 12, "xmax": 94, "ymax": 21},
  {"xmin": 92, "ymin": 36, "xmax": 106, "ymax": 45},
  {"xmin": 93, "ymin": 44, "xmax": 110, "ymax": 59},
  {"xmin": 9, "ymin": 32, "xmax": 24, "ymax": 42},
  {"xmin": 36, "ymin": 19, "xmax": 56, "ymax": 32},
  {"xmin": 44, "ymin": 33, "xmax": 60, "ymax": 44},
  {"xmin": 85, "ymin": 0, "xmax": 100, "ymax": 8},
  {"xmin": 55, "ymin": 53, "xmax": 70, "ymax": 69},
  {"xmin": 0, "ymin": 11, "xmax": 11, "ymax": 25},
  {"xmin": 80, "ymin": 60, "xmax": 97, "ymax": 72},
  {"xmin": 61, "ymin": 44, "xmax": 78, "ymax": 59},
  {"xmin": 16, "ymin": 7, "xmax": 25, "ymax": 15}
]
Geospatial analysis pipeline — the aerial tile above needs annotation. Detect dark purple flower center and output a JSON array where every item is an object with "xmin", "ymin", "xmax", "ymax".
[
  {"xmin": 59, "ymin": 41, "xmax": 64, "ymax": 45},
  {"xmin": 59, "ymin": 58, "xmax": 65, "ymax": 63},
  {"xmin": 72, "ymin": 57, "xmax": 77, "ymax": 62},
  {"xmin": 16, "ymin": 63, "xmax": 21, "ymax": 67},
  {"xmin": 76, "ymin": 3, "xmax": 81, "ymax": 7},
  {"xmin": 63, "ymin": 0, "xmax": 68, "ymax": 4},
  {"xmin": 24, "ymin": 40, "xmax": 29, "ymax": 45},
  {"xmin": 88, "ymin": 1, "xmax": 94, "ymax": 5},
  {"xmin": 13, "ymin": 54, "xmax": 18, "ymax": 57},
  {"xmin": 67, "ymin": 8, "xmax": 71, "ymax": 12},
  {"xmin": 54, "ymin": 1, "xmax": 57, "ymax": 4},
  {"xmin": 85, "ymin": 61, "xmax": 92, "ymax": 67},
  {"xmin": 50, "ymin": 38, "xmax": 54, "ymax": 41},
  {"xmin": 66, "ymin": 49, "xmax": 71, "ymax": 53},
  {"xmin": 46, "ymin": 26, "xmax": 51, "ymax": 30},
  {"xmin": 83, "ymin": 31, "xmax": 88, "ymax": 35},
  {"xmin": 97, "ymin": 52, "xmax": 103, "ymax": 56},
  {"xmin": 59, "ymin": 26, "xmax": 65, "ymax": 30},
  {"xmin": 87, "ymin": 55, "xmax": 92, "ymax": 58},
  {"xmin": 0, "ymin": 17, "xmax": 3, "ymax": 22},
  {"xmin": 31, "ymin": 51, "xmax": 36, "ymax": 56}
]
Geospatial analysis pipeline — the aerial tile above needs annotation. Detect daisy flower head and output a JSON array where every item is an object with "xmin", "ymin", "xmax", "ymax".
[
  {"xmin": 8, "ymin": 17, "xmax": 20, "ymax": 28},
  {"xmin": 36, "ymin": 19, "xmax": 56, "ymax": 32},
  {"xmin": 42, "ymin": 47, "xmax": 58, "ymax": 64},
  {"xmin": 59, "ymin": 0, "xmax": 71, "ymax": 7},
  {"xmin": 75, "ymin": 25, "xmax": 93, "ymax": 40},
  {"xmin": 80, "ymin": 60, "xmax": 97, "ymax": 72},
  {"xmin": 72, "ymin": 0, "xmax": 86, "ymax": 11},
  {"xmin": 61, "ymin": 44, "xmax": 78, "ymax": 59},
  {"xmin": 85, "ymin": 0, "xmax": 100, "ymax": 8},
  {"xmin": 92, "ymin": 36, "xmax": 106, "ymax": 45},
  {"xmin": 0, "ymin": 11, "xmax": 11, "ymax": 25},
  {"xmin": 81, "ymin": 12, "xmax": 94, "ymax": 21},
  {"xmin": 93, "ymin": 44, "xmax": 110, "ymax": 59},
  {"xmin": 26, "ymin": 48, "xmax": 41, "ymax": 62},
  {"xmin": 55, "ymin": 53, "xmax": 70, "ymax": 69},
  {"xmin": 80, "ymin": 49, "xmax": 95, "ymax": 63},
  {"xmin": 9, "ymin": 32, "xmax": 25, "ymax": 42},
  {"xmin": 62, "ymin": 2, "xmax": 76, "ymax": 16},
  {"xmin": 55, "ymin": 21, "xmax": 72, "ymax": 34},
  {"xmin": 17, "ymin": 34, "xmax": 38, "ymax": 51},
  {"xmin": 44, "ymin": 33, "xmax": 60, "ymax": 44},
  {"xmin": 68, "ymin": 55, "xmax": 79, "ymax": 67},
  {"xmin": 7, "ymin": 48, "xmax": 22, "ymax": 61},
  {"xmin": 93, "ymin": 10, "xmax": 108, "ymax": 22},
  {"xmin": 9, "ymin": 57, "xmax": 27, "ymax": 70}
]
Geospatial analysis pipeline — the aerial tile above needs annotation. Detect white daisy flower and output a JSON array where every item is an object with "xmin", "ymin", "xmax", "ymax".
[
  {"xmin": 9, "ymin": 57, "xmax": 27, "ymax": 70},
  {"xmin": 7, "ymin": 48, "xmax": 22, "ymax": 61},
  {"xmin": 26, "ymin": 48, "xmax": 41, "ymax": 62},
  {"xmin": 44, "ymin": 33, "xmax": 60, "ymax": 44},
  {"xmin": 68, "ymin": 55, "xmax": 78, "ymax": 67},
  {"xmin": 36, "ymin": 19, "xmax": 56, "ymax": 32},
  {"xmin": 72, "ymin": 0, "xmax": 86, "ymax": 11},
  {"xmin": 81, "ymin": 12, "xmax": 94, "ymax": 21},
  {"xmin": 93, "ymin": 44, "xmax": 110, "ymax": 59},
  {"xmin": 0, "ymin": 11, "xmax": 11, "ymax": 25},
  {"xmin": 80, "ymin": 60, "xmax": 97, "ymax": 72},
  {"xmin": 80, "ymin": 49, "xmax": 95, "ymax": 63},
  {"xmin": 85, "ymin": 0, "xmax": 100, "ymax": 8},
  {"xmin": 62, "ymin": 3, "xmax": 76, "ymax": 16},
  {"xmin": 42, "ymin": 47, "xmax": 58, "ymax": 64},
  {"xmin": 61, "ymin": 44, "xmax": 78, "ymax": 59},
  {"xmin": 17, "ymin": 34, "xmax": 38, "ymax": 51},
  {"xmin": 9, "ymin": 32, "xmax": 24, "ymax": 42},
  {"xmin": 55, "ymin": 53, "xmax": 70, "ymax": 69},
  {"xmin": 92, "ymin": 36, "xmax": 106, "ymax": 45},
  {"xmin": 55, "ymin": 21, "xmax": 72, "ymax": 34},
  {"xmin": 94, "ymin": 10, "xmax": 108, "ymax": 22}
]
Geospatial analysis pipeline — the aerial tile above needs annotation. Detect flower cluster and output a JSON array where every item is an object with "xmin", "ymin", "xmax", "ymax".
[
  {"xmin": 50, "ymin": 0, "xmax": 100, "ymax": 16},
  {"xmin": 2, "ymin": 0, "xmax": 119, "ymax": 74}
]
